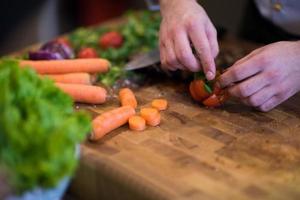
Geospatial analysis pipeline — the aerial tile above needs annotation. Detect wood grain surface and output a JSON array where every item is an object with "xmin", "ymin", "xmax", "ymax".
[{"xmin": 68, "ymin": 38, "xmax": 300, "ymax": 200}]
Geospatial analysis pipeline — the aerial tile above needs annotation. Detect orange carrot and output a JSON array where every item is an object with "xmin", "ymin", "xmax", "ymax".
[
  {"xmin": 151, "ymin": 99, "xmax": 168, "ymax": 111},
  {"xmin": 20, "ymin": 58, "xmax": 110, "ymax": 74},
  {"xmin": 91, "ymin": 106, "xmax": 136, "ymax": 140},
  {"xmin": 41, "ymin": 73, "xmax": 92, "ymax": 85},
  {"xmin": 147, "ymin": 113, "xmax": 161, "ymax": 127},
  {"xmin": 119, "ymin": 88, "xmax": 137, "ymax": 109},
  {"xmin": 140, "ymin": 108, "xmax": 161, "ymax": 127},
  {"xmin": 55, "ymin": 83, "xmax": 107, "ymax": 104},
  {"xmin": 129, "ymin": 116, "xmax": 146, "ymax": 131}
]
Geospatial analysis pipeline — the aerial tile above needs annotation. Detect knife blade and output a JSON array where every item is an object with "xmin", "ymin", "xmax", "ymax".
[{"xmin": 124, "ymin": 48, "xmax": 160, "ymax": 71}]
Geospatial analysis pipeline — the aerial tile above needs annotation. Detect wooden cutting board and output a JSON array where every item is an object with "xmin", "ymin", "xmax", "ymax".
[{"xmin": 68, "ymin": 38, "xmax": 300, "ymax": 200}]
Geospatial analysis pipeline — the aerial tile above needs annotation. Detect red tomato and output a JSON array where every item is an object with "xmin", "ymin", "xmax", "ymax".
[
  {"xmin": 189, "ymin": 79, "xmax": 211, "ymax": 102},
  {"xmin": 77, "ymin": 47, "xmax": 98, "ymax": 58},
  {"xmin": 55, "ymin": 36, "xmax": 72, "ymax": 47},
  {"xmin": 99, "ymin": 31, "xmax": 123, "ymax": 49},
  {"xmin": 202, "ymin": 94, "xmax": 221, "ymax": 107}
]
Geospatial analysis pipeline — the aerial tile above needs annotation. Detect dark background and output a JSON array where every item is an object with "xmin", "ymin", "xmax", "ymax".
[{"xmin": 0, "ymin": 0, "xmax": 248, "ymax": 55}]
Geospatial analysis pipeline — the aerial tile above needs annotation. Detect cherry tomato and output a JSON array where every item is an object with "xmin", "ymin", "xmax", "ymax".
[
  {"xmin": 99, "ymin": 31, "xmax": 124, "ymax": 49},
  {"xmin": 77, "ymin": 47, "xmax": 98, "ymax": 58},
  {"xmin": 202, "ymin": 94, "xmax": 221, "ymax": 107},
  {"xmin": 189, "ymin": 79, "xmax": 211, "ymax": 102}
]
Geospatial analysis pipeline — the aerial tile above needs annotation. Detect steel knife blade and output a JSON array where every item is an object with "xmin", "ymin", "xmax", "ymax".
[{"xmin": 124, "ymin": 48, "xmax": 160, "ymax": 71}]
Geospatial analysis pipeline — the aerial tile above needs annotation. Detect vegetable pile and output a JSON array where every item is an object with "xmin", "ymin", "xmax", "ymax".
[
  {"xmin": 68, "ymin": 11, "xmax": 161, "ymax": 86},
  {"xmin": 0, "ymin": 60, "xmax": 90, "ymax": 194},
  {"xmin": 90, "ymin": 87, "xmax": 168, "ymax": 141}
]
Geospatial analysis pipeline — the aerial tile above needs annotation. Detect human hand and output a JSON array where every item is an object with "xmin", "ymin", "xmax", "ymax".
[
  {"xmin": 159, "ymin": 0, "xmax": 218, "ymax": 80},
  {"xmin": 218, "ymin": 41, "xmax": 300, "ymax": 112}
]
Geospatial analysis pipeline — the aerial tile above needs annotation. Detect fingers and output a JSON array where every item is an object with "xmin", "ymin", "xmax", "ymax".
[
  {"xmin": 218, "ymin": 58, "xmax": 262, "ymax": 88},
  {"xmin": 165, "ymin": 39, "xmax": 186, "ymax": 70},
  {"xmin": 174, "ymin": 30, "xmax": 201, "ymax": 71},
  {"xmin": 206, "ymin": 22, "xmax": 219, "ymax": 58},
  {"xmin": 242, "ymin": 85, "xmax": 275, "ymax": 107},
  {"xmin": 228, "ymin": 73, "xmax": 270, "ymax": 98},
  {"xmin": 258, "ymin": 94, "xmax": 287, "ymax": 112},
  {"xmin": 188, "ymin": 21, "xmax": 216, "ymax": 80}
]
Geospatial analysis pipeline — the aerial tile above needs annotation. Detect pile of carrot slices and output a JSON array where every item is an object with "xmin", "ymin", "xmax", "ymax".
[
  {"xmin": 90, "ymin": 87, "xmax": 168, "ymax": 141},
  {"xmin": 19, "ymin": 59, "xmax": 110, "ymax": 104}
]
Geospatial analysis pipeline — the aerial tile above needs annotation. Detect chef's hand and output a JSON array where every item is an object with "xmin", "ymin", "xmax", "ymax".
[
  {"xmin": 159, "ymin": 0, "xmax": 218, "ymax": 80},
  {"xmin": 218, "ymin": 41, "xmax": 300, "ymax": 112}
]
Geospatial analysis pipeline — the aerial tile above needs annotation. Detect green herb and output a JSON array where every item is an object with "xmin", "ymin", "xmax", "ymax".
[
  {"xmin": 0, "ymin": 59, "xmax": 90, "ymax": 194},
  {"xmin": 204, "ymin": 83, "xmax": 213, "ymax": 94},
  {"xmin": 69, "ymin": 11, "xmax": 161, "ymax": 86}
]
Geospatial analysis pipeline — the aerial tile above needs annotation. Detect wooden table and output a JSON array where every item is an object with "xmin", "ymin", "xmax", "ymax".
[{"xmin": 67, "ymin": 36, "xmax": 300, "ymax": 200}]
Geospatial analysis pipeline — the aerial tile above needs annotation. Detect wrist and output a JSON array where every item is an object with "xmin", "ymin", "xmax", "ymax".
[{"xmin": 159, "ymin": 0, "xmax": 197, "ymax": 16}]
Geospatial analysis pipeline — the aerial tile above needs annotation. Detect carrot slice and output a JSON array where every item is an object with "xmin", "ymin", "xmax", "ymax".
[
  {"xmin": 147, "ymin": 112, "xmax": 161, "ymax": 127},
  {"xmin": 129, "ymin": 115, "xmax": 146, "ymax": 131},
  {"xmin": 140, "ymin": 108, "xmax": 161, "ymax": 126},
  {"xmin": 20, "ymin": 58, "xmax": 110, "ymax": 74},
  {"xmin": 119, "ymin": 88, "xmax": 137, "ymax": 109},
  {"xmin": 55, "ymin": 83, "xmax": 107, "ymax": 104},
  {"xmin": 41, "ymin": 73, "xmax": 92, "ymax": 85},
  {"xmin": 151, "ymin": 99, "xmax": 168, "ymax": 111},
  {"xmin": 91, "ymin": 106, "xmax": 136, "ymax": 140}
]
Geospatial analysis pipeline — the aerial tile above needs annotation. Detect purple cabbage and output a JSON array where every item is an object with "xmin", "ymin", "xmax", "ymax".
[
  {"xmin": 28, "ymin": 40, "xmax": 74, "ymax": 60},
  {"xmin": 29, "ymin": 51, "xmax": 64, "ymax": 60}
]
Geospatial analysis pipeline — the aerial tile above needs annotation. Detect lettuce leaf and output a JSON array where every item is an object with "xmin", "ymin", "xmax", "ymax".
[{"xmin": 0, "ymin": 59, "xmax": 91, "ymax": 194}]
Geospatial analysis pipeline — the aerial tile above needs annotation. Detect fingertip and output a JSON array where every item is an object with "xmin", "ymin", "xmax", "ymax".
[{"xmin": 206, "ymin": 71, "xmax": 215, "ymax": 80}]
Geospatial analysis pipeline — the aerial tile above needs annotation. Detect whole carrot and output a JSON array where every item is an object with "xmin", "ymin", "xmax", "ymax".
[
  {"xmin": 55, "ymin": 83, "xmax": 107, "ymax": 104},
  {"xmin": 20, "ymin": 58, "xmax": 110, "ymax": 74},
  {"xmin": 91, "ymin": 106, "xmax": 136, "ymax": 140},
  {"xmin": 41, "ymin": 73, "xmax": 92, "ymax": 85},
  {"xmin": 119, "ymin": 88, "xmax": 137, "ymax": 109}
]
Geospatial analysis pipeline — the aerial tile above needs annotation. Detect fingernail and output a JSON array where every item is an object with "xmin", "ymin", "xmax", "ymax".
[{"xmin": 206, "ymin": 71, "xmax": 214, "ymax": 80}]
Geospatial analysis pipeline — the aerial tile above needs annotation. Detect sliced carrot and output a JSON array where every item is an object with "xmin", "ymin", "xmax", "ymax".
[
  {"xmin": 147, "ymin": 112, "xmax": 161, "ymax": 127},
  {"xmin": 55, "ymin": 83, "xmax": 107, "ymax": 104},
  {"xmin": 129, "ymin": 115, "xmax": 146, "ymax": 131},
  {"xmin": 91, "ymin": 106, "xmax": 136, "ymax": 140},
  {"xmin": 151, "ymin": 99, "xmax": 168, "ymax": 111},
  {"xmin": 41, "ymin": 73, "xmax": 92, "ymax": 85},
  {"xmin": 119, "ymin": 88, "xmax": 137, "ymax": 109},
  {"xmin": 140, "ymin": 108, "xmax": 161, "ymax": 126},
  {"xmin": 20, "ymin": 58, "xmax": 110, "ymax": 74}
]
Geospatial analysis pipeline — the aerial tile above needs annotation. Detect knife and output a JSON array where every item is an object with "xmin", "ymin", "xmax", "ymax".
[{"xmin": 124, "ymin": 48, "xmax": 160, "ymax": 71}]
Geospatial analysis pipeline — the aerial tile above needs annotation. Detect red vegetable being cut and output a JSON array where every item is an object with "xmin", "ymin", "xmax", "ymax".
[{"xmin": 189, "ymin": 71, "xmax": 228, "ymax": 107}]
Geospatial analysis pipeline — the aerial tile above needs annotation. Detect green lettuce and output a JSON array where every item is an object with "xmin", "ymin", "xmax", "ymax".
[{"xmin": 0, "ymin": 59, "xmax": 91, "ymax": 194}]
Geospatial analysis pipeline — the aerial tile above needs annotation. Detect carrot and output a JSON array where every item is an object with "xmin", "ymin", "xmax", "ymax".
[
  {"xmin": 55, "ymin": 83, "xmax": 107, "ymax": 104},
  {"xmin": 147, "ymin": 113, "xmax": 161, "ymax": 127},
  {"xmin": 41, "ymin": 73, "xmax": 92, "ymax": 85},
  {"xmin": 91, "ymin": 106, "xmax": 136, "ymax": 140},
  {"xmin": 151, "ymin": 99, "xmax": 168, "ymax": 111},
  {"xmin": 140, "ymin": 108, "xmax": 161, "ymax": 127},
  {"xmin": 19, "ymin": 58, "xmax": 110, "ymax": 74},
  {"xmin": 129, "ymin": 115, "xmax": 146, "ymax": 131},
  {"xmin": 119, "ymin": 88, "xmax": 137, "ymax": 109}
]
